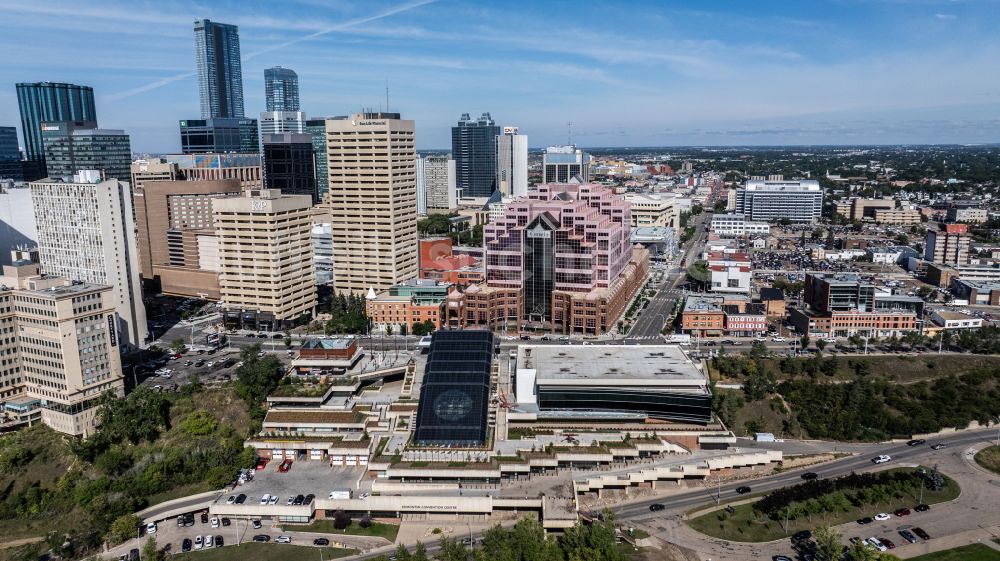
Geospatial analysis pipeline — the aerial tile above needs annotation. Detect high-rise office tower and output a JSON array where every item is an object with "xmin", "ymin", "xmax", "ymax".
[
  {"xmin": 495, "ymin": 126, "xmax": 528, "ymax": 197},
  {"xmin": 41, "ymin": 120, "xmax": 132, "ymax": 181},
  {"xmin": 542, "ymin": 145, "xmax": 590, "ymax": 183},
  {"xmin": 323, "ymin": 113, "xmax": 417, "ymax": 293},
  {"xmin": 15, "ymin": 82, "xmax": 96, "ymax": 179},
  {"xmin": 259, "ymin": 111, "xmax": 306, "ymax": 136},
  {"xmin": 262, "ymin": 133, "xmax": 317, "ymax": 202},
  {"xmin": 735, "ymin": 177, "xmax": 822, "ymax": 223},
  {"xmin": 452, "ymin": 112, "xmax": 499, "ymax": 198},
  {"xmin": 305, "ymin": 117, "xmax": 345, "ymax": 201},
  {"xmin": 0, "ymin": 126, "xmax": 21, "ymax": 181},
  {"xmin": 213, "ymin": 189, "xmax": 316, "ymax": 329},
  {"xmin": 925, "ymin": 222, "xmax": 971, "ymax": 265},
  {"xmin": 264, "ymin": 66, "xmax": 299, "ymax": 112},
  {"xmin": 194, "ymin": 19, "xmax": 244, "ymax": 119},
  {"xmin": 30, "ymin": 170, "xmax": 148, "ymax": 348},
  {"xmin": 179, "ymin": 118, "xmax": 258, "ymax": 154}
]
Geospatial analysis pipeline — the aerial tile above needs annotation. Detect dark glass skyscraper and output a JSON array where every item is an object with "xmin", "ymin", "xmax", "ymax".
[
  {"xmin": 262, "ymin": 133, "xmax": 316, "ymax": 202},
  {"xmin": 451, "ymin": 112, "xmax": 499, "ymax": 198},
  {"xmin": 41, "ymin": 120, "xmax": 132, "ymax": 181},
  {"xmin": 194, "ymin": 19, "xmax": 244, "ymax": 119},
  {"xmin": 264, "ymin": 67, "xmax": 299, "ymax": 112},
  {"xmin": 305, "ymin": 118, "xmax": 331, "ymax": 201},
  {"xmin": 15, "ymin": 82, "xmax": 96, "ymax": 177},
  {"xmin": 0, "ymin": 126, "xmax": 22, "ymax": 180},
  {"xmin": 179, "ymin": 118, "xmax": 258, "ymax": 154}
]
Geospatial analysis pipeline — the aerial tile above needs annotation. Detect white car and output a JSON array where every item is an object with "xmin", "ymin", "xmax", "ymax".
[
  {"xmin": 275, "ymin": 535, "xmax": 292, "ymax": 544},
  {"xmin": 205, "ymin": 361, "xmax": 214, "ymax": 368},
  {"xmin": 359, "ymin": 492, "xmax": 370, "ymax": 499},
  {"xmin": 872, "ymin": 455, "xmax": 891, "ymax": 464},
  {"xmin": 874, "ymin": 513, "xmax": 890, "ymax": 521},
  {"xmin": 772, "ymin": 336, "xmax": 787, "ymax": 342},
  {"xmin": 210, "ymin": 517, "xmax": 219, "ymax": 528},
  {"xmin": 867, "ymin": 537, "xmax": 887, "ymax": 552},
  {"xmin": 146, "ymin": 522, "xmax": 157, "ymax": 534},
  {"xmin": 226, "ymin": 495, "xmax": 236, "ymax": 505},
  {"xmin": 194, "ymin": 536, "xmax": 203, "ymax": 550},
  {"xmin": 259, "ymin": 494, "xmax": 270, "ymax": 505},
  {"xmin": 268, "ymin": 495, "xmax": 279, "ymax": 505},
  {"xmin": 286, "ymin": 496, "xmax": 295, "ymax": 505},
  {"xmin": 205, "ymin": 535, "xmax": 214, "ymax": 548}
]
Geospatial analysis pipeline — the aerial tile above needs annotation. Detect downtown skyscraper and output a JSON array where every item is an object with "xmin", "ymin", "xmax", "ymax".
[
  {"xmin": 15, "ymin": 82, "xmax": 96, "ymax": 179},
  {"xmin": 264, "ymin": 66, "xmax": 300, "ymax": 112},
  {"xmin": 194, "ymin": 19, "xmax": 245, "ymax": 119},
  {"xmin": 452, "ymin": 112, "xmax": 499, "ymax": 198},
  {"xmin": 496, "ymin": 126, "xmax": 528, "ymax": 197}
]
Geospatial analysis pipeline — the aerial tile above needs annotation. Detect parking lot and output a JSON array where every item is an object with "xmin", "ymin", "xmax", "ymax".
[{"xmin": 226, "ymin": 460, "xmax": 367, "ymax": 509}]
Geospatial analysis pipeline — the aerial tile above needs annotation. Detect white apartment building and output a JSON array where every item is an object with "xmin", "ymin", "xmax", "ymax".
[
  {"xmin": 0, "ymin": 261, "xmax": 123, "ymax": 436},
  {"xmin": 419, "ymin": 154, "xmax": 457, "ymax": 211},
  {"xmin": 496, "ymin": 127, "xmax": 528, "ymax": 197},
  {"xmin": 324, "ymin": 113, "xmax": 418, "ymax": 293},
  {"xmin": 710, "ymin": 213, "xmax": 771, "ymax": 237},
  {"xmin": 735, "ymin": 177, "xmax": 823, "ymax": 223},
  {"xmin": 213, "ymin": 189, "xmax": 316, "ymax": 327},
  {"xmin": 259, "ymin": 111, "xmax": 306, "ymax": 136},
  {"xmin": 624, "ymin": 193, "xmax": 676, "ymax": 228},
  {"xmin": 30, "ymin": 170, "xmax": 148, "ymax": 348}
]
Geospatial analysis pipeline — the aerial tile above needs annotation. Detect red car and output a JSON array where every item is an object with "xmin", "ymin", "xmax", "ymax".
[
  {"xmin": 278, "ymin": 459, "xmax": 292, "ymax": 473},
  {"xmin": 255, "ymin": 457, "xmax": 269, "ymax": 470},
  {"xmin": 893, "ymin": 508, "xmax": 910, "ymax": 517}
]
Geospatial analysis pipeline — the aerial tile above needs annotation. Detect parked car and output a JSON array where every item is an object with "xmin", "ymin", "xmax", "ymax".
[
  {"xmin": 181, "ymin": 539, "xmax": 192, "ymax": 552},
  {"xmin": 873, "ymin": 513, "xmax": 890, "ymax": 521},
  {"xmin": 253, "ymin": 534, "xmax": 270, "ymax": 542},
  {"xmin": 800, "ymin": 472, "xmax": 818, "ymax": 480},
  {"xmin": 259, "ymin": 494, "xmax": 271, "ymax": 505},
  {"xmin": 226, "ymin": 495, "xmax": 236, "ymax": 505},
  {"xmin": 256, "ymin": 457, "xmax": 270, "ymax": 470},
  {"xmin": 913, "ymin": 527, "xmax": 930, "ymax": 540},
  {"xmin": 268, "ymin": 495, "xmax": 279, "ymax": 505},
  {"xmin": 898, "ymin": 530, "xmax": 919, "ymax": 544},
  {"xmin": 286, "ymin": 496, "xmax": 295, "ymax": 506},
  {"xmin": 915, "ymin": 504, "xmax": 930, "ymax": 512},
  {"xmin": 221, "ymin": 517, "xmax": 231, "ymax": 527},
  {"xmin": 235, "ymin": 493, "xmax": 247, "ymax": 504},
  {"xmin": 871, "ymin": 455, "xmax": 891, "ymax": 464},
  {"xmin": 205, "ymin": 535, "xmax": 214, "ymax": 548},
  {"xmin": 879, "ymin": 538, "xmax": 895, "ymax": 549},
  {"xmin": 792, "ymin": 530, "xmax": 812, "ymax": 541},
  {"xmin": 857, "ymin": 517, "xmax": 873, "ymax": 525},
  {"xmin": 893, "ymin": 508, "xmax": 910, "ymax": 517},
  {"xmin": 866, "ymin": 538, "xmax": 887, "ymax": 552},
  {"xmin": 177, "ymin": 516, "xmax": 185, "ymax": 527},
  {"xmin": 200, "ymin": 512, "xmax": 209, "ymax": 524},
  {"xmin": 146, "ymin": 522, "xmax": 157, "ymax": 534},
  {"xmin": 275, "ymin": 536, "xmax": 292, "ymax": 544},
  {"xmin": 930, "ymin": 443, "xmax": 945, "ymax": 450},
  {"xmin": 278, "ymin": 459, "xmax": 293, "ymax": 472},
  {"xmin": 304, "ymin": 493, "xmax": 315, "ymax": 504},
  {"xmin": 252, "ymin": 519, "xmax": 262, "ymax": 529},
  {"xmin": 194, "ymin": 536, "xmax": 203, "ymax": 550},
  {"xmin": 293, "ymin": 494, "xmax": 305, "ymax": 505},
  {"xmin": 210, "ymin": 517, "xmax": 219, "ymax": 528},
  {"xmin": 216, "ymin": 535, "xmax": 224, "ymax": 547}
]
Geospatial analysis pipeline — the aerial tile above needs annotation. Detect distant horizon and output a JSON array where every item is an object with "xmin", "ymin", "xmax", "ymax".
[{"xmin": 2, "ymin": 1, "xmax": 999, "ymax": 152}]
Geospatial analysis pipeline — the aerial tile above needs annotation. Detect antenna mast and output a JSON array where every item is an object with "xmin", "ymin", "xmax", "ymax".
[
  {"xmin": 385, "ymin": 79, "xmax": 390, "ymax": 112},
  {"xmin": 567, "ymin": 121, "xmax": 573, "ymax": 146}
]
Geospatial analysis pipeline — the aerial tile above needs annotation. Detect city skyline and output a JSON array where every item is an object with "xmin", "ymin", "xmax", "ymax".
[{"xmin": 0, "ymin": 0, "xmax": 998, "ymax": 152}]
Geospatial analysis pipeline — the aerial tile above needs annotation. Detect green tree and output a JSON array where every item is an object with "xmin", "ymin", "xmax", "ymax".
[
  {"xmin": 813, "ymin": 525, "xmax": 843, "ymax": 561},
  {"xmin": 180, "ymin": 411, "xmax": 217, "ymax": 436},
  {"xmin": 107, "ymin": 514, "xmax": 141, "ymax": 545},
  {"xmin": 233, "ymin": 344, "xmax": 283, "ymax": 417},
  {"xmin": 800, "ymin": 334, "xmax": 810, "ymax": 350},
  {"xmin": 816, "ymin": 338, "xmax": 827, "ymax": 352},
  {"xmin": 142, "ymin": 536, "xmax": 159, "ymax": 561},
  {"xmin": 749, "ymin": 340, "xmax": 768, "ymax": 359},
  {"xmin": 169, "ymin": 339, "xmax": 186, "ymax": 353},
  {"xmin": 436, "ymin": 537, "xmax": 468, "ymax": 561}
]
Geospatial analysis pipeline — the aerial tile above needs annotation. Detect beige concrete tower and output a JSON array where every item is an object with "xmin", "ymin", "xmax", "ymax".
[
  {"xmin": 212, "ymin": 189, "xmax": 316, "ymax": 327},
  {"xmin": 323, "ymin": 113, "xmax": 418, "ymax": 293}
]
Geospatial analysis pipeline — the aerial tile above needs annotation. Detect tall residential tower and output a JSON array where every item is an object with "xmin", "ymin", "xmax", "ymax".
[
  {"xmin": 264, "ymin": 66, "xmax": 300, "ymax": 111},
  {"xmin": 194, "ymin": 19, "xmax": 244, "ymax": 119}
]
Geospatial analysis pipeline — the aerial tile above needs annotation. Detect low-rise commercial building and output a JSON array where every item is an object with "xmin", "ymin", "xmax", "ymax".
[
  {"xmin": 930, "ymin": 310, "xmax": 983, "ymax": 330},
  {"xmin": 947, "ymin": 207, "xmax": 988, "ymax": 223},
  {"xmin": 951, "ymin": 279, "xmax": 1000, "ymax": 305},
  {"xmin": 793, "ymin": 273, "xmax": 919, "ymax": 337},
  {"xmin": 680, "ymin": 295, "xmax": 765, "ymax": 337},
  {"xmin": 624, "ymin": 192, "xmax": 675, "ymax": 228},
  {"xmin": 366, "ymin": 278, "xmax": 450, "ymax": 333},
  {"xmin": 873, "ymin": 207, "xmax": 921, "ymax": 225},
  {"xmin": 709, "ymin": 214, "xmax": 770, "ymax": 237},
  {"xmin": 758, "ymin": 287, "xmax": 786, "ymax": 318},
  {"xmin": 706, "ymin": 252, "xmax": 751, "ymax": 294}
]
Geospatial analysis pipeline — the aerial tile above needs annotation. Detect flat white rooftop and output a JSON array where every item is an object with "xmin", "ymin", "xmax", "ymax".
[{"xmin": 517, "ymin": 345, "xmax": 706, "ymax": 387}]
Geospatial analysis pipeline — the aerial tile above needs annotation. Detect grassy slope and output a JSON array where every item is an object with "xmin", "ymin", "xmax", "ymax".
[
  {"xmin": 283, "ymin": 519, "xmax": 400, "ymax": 542},
  {"xmin": 687, "ymin": 469, "xmax": 960, "ymax": 542},
  {"xmin": 974, "ymin": 445, "xmax": 1000, "ymax": 475},
  {"xmin": 168, "ymin": 543, "xmax": 357, "ymax": 561},
  {"xmin": 710, "ymin": 353, "xmax": 1000, "ymax": 384},
  {"xmin": 908, "ymin": 543, "xmax": 1000, "ymax": 561}
]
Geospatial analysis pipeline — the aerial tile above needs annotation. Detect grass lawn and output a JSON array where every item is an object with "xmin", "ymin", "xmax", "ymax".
[
  {"xmin": 687, "ymin": 468, "xmax": 960, "ymax": 542},
  {"xmin": 710, "ymin": 354, "xmax": 1000, "ymax": 384},
  {"xmin": 974, "ymin": 445, "xmax": 1000, "ymax": 475},
  {"xmin": 283, "ymin": 519, "xmax": 400, "ymax": 541},
  {"xmin": 907, "ymin": 543, "xmax": 1000, "ymax": 561},
  {"xmin": 167, "ymin": 543, "xmax": 356, "ymax": 561}
]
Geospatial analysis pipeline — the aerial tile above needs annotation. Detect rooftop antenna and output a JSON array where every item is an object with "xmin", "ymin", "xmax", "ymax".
[
  {"xmin": 567, "ymin": 121, "xmax": 573, "ymax": 146},
  {"xmin": 385, "ymin": 79, "xmax": 390, "ymax": 112}
]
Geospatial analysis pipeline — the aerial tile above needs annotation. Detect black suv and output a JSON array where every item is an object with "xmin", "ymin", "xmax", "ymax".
[
  {"xmin": 181, "ymin": 539, "xmax": 192, "ymax": 552},
  {"xmin": 235, "ymin": 493, "xmax": 247, "ymax": 504},
  {"xmin": 293, "ymin": 494, "xmax": 305, "ymax": 505},
  {"xmin": 313, "ymin": 538, "xmax": 330, "ymax": 546},
  {"xmin": 253, "ymin": 534, "xmax": 270, "ymax": 542},
  {"xmin": 648, "ymin": 503, "xmax": 665, "ymax": 512}
]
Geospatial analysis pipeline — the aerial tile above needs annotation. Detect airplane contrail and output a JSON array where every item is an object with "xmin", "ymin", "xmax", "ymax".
[{"xmin": 104, "ymin": 0, "xmax": 437, "ymax": 102}]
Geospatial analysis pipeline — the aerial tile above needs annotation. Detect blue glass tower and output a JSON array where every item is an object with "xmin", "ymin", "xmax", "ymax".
[
  {"xmin": 194, "ymin": 19, "xmax": 244, "ymax": 119},
  {"xmin": 0, "ymin": 126, "xmax": 22, "ymax": 180},
  {"xmin": 15, "ymin": 82, "xmax": 96, "ymax": 175},
  {"xmin": 451, "ymin": 112, "xmax": 500, "ymax": 198},
  {"xmin": 264, "ymin": 67, "xmax": 300, "ymax": 112}
]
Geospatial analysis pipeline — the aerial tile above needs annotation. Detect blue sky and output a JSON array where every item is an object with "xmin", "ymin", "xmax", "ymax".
[{"xmin": 1, "ymin": 0, "xmax": 998, "ymax": 152}]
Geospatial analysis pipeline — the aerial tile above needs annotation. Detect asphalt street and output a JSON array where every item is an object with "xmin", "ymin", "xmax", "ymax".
[{"xmin": 614, "ymin": 428, "xmax": 1000, "ymax": 521}]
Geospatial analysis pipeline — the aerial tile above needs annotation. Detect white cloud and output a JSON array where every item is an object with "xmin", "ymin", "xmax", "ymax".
[{"xmin": 934, "ymin": 13, "xmax": 958, "ymax": 19}]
